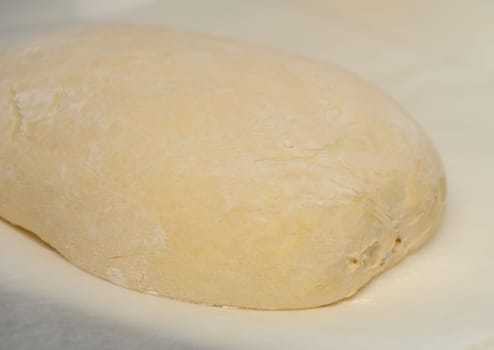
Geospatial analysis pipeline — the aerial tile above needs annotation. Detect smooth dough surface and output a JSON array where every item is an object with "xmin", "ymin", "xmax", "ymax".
[{"xmin": 0, "ymin": 25, "xmax": 445, "ymax": 310}]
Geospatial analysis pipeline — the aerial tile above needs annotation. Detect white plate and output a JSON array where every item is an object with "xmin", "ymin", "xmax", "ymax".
[{"xmin": 1, "ymin": 1, "xmax": 493, "ymax": 349}]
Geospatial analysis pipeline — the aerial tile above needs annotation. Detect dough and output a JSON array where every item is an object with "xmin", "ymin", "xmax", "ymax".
[{"xmin": 0, "ymin": 25, "xmax": 446, "ymax": 310}]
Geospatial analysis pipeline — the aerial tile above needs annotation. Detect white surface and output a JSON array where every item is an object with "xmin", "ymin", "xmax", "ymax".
[{"xmin": 1, "ymin": 0, "xmax": 493, "ymax": 349}]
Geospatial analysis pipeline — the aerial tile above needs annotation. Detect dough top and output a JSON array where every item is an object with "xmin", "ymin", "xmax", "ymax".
[{"xmin": 0, "ymin": 25, "xmax": 445, "ymax": 309}]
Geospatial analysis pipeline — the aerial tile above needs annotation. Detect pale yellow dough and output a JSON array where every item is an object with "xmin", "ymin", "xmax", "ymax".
[{"xmin": 0, "ymin": 25, "xmax": 445, "ymax": 310}]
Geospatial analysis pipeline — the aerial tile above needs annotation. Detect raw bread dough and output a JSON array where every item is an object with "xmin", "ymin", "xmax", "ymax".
[{"xmin": 0, "ymin": 25, "xmax": 445, "ymax": 310}]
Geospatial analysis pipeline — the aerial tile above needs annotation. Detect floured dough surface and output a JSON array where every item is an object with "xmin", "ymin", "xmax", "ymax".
[{"xmin": 0, "ymin": 25, "xmax": 445, "ymax": 310}]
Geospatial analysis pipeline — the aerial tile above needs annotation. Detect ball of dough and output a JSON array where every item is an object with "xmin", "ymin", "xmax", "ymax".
[{"xmin": 0, "ymin": 25, "xmax": 445, "ymax": 310}]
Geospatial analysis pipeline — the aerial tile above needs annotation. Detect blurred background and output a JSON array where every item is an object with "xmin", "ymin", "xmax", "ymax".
[{"xmin": 1, "ymin": 0, "xmax": 494, "ymax": 72}]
